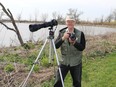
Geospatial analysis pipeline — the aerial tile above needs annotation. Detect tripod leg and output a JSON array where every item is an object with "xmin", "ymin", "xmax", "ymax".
[
  {"xmin": 20, "ymin": 39, "xmax": 48, "ymax": 87},
  {"xmin": 49, "ymin": 40, "xmax": 54, "ymax": 63},
  {"xmin": 49, "ymin": 39, "xmax": 56, "ymax": 76},
  {"xmin": 49, "ymin": 40, "xmax": 52, "ymax": 63},
  {"xmin": 51, "ymin": 39, "xmax": 65, "ymax": 87}
]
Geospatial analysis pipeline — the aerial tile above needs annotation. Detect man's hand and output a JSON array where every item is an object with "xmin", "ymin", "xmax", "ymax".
[
  {"xmin": 62, "ymin": 32, "xmax": 69, "ymax": 41},
  {"xmin": 69, "ymin": 38, "xmax": 76, "ymax": 45}
]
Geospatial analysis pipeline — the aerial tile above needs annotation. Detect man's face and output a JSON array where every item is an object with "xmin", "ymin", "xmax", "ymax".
[{"xmin": 66, "ymin": 20, "xmax": 75, "ymax": 29}]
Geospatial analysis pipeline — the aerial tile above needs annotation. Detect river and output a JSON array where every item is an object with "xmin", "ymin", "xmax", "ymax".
[{"xmin": 0, "ymin": 23, "xmax": 116, "ymax": 47}]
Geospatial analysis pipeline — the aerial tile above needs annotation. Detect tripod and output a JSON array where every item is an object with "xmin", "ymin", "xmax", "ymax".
[{"xmin": 19, "ymin": 27, "xmax": 64, "ymax": 87}]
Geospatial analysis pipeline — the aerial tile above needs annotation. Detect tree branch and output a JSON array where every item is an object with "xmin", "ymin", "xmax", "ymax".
[
  {"xmin": 0, "ymin": 3, "xmax": 11, "ymax": 18},
  {"xmin": 7, "ymin": 9, "xmax": 14, "ymax": 19},
  {"xmin": 0, "ymin": 22, "xmax": 16, "ymax": 32}
]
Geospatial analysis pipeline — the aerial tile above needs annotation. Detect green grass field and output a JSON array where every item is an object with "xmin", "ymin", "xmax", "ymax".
[
  {"xmin": 82, "ymin": 52, "xmax": 116, "ymax": 87},
  {"xmin": 42, "ymin": 52, "xmax": 116, "ymax": 87}
]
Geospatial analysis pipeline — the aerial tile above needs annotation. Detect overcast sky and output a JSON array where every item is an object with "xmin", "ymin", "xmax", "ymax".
[{"xmin": 0, "ymin": 0, "xmax": 116, "ymax": 21}]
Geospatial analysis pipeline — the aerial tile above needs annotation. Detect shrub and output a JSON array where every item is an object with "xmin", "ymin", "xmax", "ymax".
[
  {"xmin": 4, "ymin": 64, "xmax": 15, "ymax": 73},
  {"xmin": 41, "ymin": 57, "xmax": 51, "ymax": 68},
  {"xmin": 33, "ymin": 65, "xmax": 40, "ymax": 73},
  {"xmin": 23, "ymin": 42, "xmax": 35, "ymax": 49}
]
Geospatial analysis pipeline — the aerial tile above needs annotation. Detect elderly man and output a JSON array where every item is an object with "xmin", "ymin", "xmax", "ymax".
[{"xmin": 54, "ymin": 14, "xmax": 86, "ymax": 87}]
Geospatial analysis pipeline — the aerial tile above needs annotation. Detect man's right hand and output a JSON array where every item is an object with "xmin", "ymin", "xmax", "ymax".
[{"xmin": 62, "ymin": 32, "xmax": 69, "ymax": 41}]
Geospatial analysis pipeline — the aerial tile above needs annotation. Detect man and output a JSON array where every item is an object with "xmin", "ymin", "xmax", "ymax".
[{"xmin": 54, "ymin": 14, "xmax": 86, "ymax": 87}]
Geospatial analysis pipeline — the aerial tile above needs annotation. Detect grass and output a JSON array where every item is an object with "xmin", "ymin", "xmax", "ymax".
[
  {"xmin": 41, "ymin": 52, "xmax": 116, "ymax": 87},
  {"xmin": 82, "ymin": 52, "xmax": 116, "ymax": 87}
]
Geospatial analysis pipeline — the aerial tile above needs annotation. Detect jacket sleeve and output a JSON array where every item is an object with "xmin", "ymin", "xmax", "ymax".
[
  {"xmin": 55, "ymin": 32, "xmax": 64, "ymax": 49},
  {"xmin": 73, "ymin": 32, "xmax": 86, "ymax": 51}
]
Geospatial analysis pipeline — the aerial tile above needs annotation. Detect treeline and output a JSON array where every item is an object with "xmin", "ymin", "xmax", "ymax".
[
  {"xmin": 1, "ymin": 3, "xmax": 116, "ymax": 26},
  {"xmin": 90, "ymin": 9, "xmax": 116, "ymax": 26},
  {"xmin": 0, "ymin": 8, "xmax": 82, "ymax": 24},
  {"xmin": 1, "ymin": 8, "xmax": 116, "ymax": 26}
]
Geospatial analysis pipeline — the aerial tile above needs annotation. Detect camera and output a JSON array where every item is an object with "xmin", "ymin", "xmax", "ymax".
[
  {"xmin": 29, "ymin": 19, "xmax": 58, "ymax": 32},
  {"xmin": 68, "ymin": 33, "xmax": 76, "ymax": 41}
]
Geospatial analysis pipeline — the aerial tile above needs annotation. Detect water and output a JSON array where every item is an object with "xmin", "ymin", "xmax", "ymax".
[{"xmin": 0, "ymin": 23, "xmax": 116, "ymax": 47}]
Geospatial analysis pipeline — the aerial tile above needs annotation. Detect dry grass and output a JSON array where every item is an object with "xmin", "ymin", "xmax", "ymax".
[{"xmin": 84, "ymin": 32, "xmax": 116, "ymax": 58}]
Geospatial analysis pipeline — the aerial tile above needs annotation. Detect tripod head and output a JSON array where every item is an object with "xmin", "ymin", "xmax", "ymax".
[{"xmin": 48, "ymin": 26, "xmax": 57, "ymax": 39}]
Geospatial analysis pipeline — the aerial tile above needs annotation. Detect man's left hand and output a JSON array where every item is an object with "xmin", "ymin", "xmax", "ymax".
[{"xmin": 69, "ymin": 38, "xmax": 76, "ymax": 45}]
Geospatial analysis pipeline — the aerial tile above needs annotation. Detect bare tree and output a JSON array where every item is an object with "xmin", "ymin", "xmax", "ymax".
[
  {"xmin": 41, "ymin": 13, "xmax": 48, "ymax": 22},
  {"xmin": 52, "ymin": 11, "xmax": 57, "ymax": 19},
  {"xmin": 52, "ymin": 11, "xmax": 64, "ymax": 23},
  {"xmin": 34, "ymin": 10, "xmax": 39, "ymax": 22},
  {"xmin": 105, "ymin": 14, "xmax": 113, "ymax": 23},
  {"xmin": 67, "ymin": 8, "xmax": 83, "ymax": 23},
  {"xmin": 0, "ymin": 2, "xmax": 24, "ymax": 46},
  {"xmin": 34, "ymin": 13, "xmax": 37, "ymax": 22},
  {"xmin": 112, "ymin": 9, "xmax": 116, "ymax": 21},
  {"xmin": 93, "ymin": 18, "xmax": 99, "ymax": 24},
  {"xmin": 100, "ymin": 15, "xmax": 104, "ymax": 24},
  {"xmin": 29, "ymin": 15, "xmax": 32, "ymax": 22},
  {"xmin": 17, "ymin": 11, "xmax": 22, "ymax": 22},
  {"xmin": 57, "ymin": 14, "xmax": 64, "ymax": 23}
]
